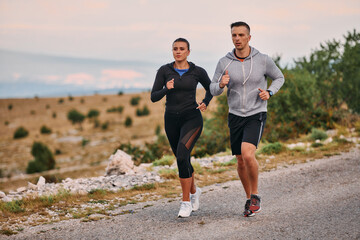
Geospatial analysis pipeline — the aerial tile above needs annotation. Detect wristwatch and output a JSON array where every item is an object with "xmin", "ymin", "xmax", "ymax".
[{"xmin": 267, "ymin": 90, "xmax": 273, "ymax": 97}]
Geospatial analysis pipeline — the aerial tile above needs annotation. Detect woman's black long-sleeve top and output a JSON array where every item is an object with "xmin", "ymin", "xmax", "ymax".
[{"xmin": 151, "ymin": 62, "xmax": 213, "ymax": 114}]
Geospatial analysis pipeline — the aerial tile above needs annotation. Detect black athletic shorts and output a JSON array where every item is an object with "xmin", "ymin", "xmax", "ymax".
[{"xmin": 228, "ymin": 112, "xmax": 267, "ymax": 155}]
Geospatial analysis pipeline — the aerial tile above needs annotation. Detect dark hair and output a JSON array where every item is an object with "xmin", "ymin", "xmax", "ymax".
[
  {"xmin": 230, "ymin": 21, "xmax": 250, "ymax": 34},
  {"xmin": 173, "ymin": 38, "xmax": 190, "ymax": 50}
]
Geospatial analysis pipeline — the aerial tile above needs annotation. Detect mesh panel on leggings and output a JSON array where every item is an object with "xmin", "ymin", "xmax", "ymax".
[{"xmin": 181, "ymin": 126, "xmax": 201, "ymax": 150}]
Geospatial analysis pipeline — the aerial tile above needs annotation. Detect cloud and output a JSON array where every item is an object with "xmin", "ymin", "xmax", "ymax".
[
  {"xmin": 40, "ymin": 75, "xmax": 62, "ymax": 83},
  {"xmin": 64, "ymin": 73, "xmax": 95, "ymax": 85},
  {"xmin": 101, "ymin": 69, "xmax": 143, "ymax": 80},
  {"xmin": 98, "ymin": 69, "xmax": 144, "ymax": 89}
]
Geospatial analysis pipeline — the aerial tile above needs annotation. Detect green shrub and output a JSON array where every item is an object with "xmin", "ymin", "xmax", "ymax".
[
  {"xmin": 155, "ymin": 125, "xmax": 161, "ymax": 135},
  {"xmin": 192, "ymin": 95, "xmax": 230, "ymax": 157},
  {"xmin": 26, "ymin": 141, "xmax": 56, "ymax": 174},
  {"xmin": 310, "ymin": 128, "xmax": 328, "ymax": 141},
  {"xmin": 125, "ymin": 116, "xmax": 132, "ymax": 127},
  {"xmin": 220, "ymin": 157, "xmax": 237, "ymax": 166},
  {"xmin": 8, "ymin": 104, "xmax": 13, "ymax": 110},
  {"xmin": 58, "ymin": 98, "xmax": 64, "ymax": 104},
  {"xmin": 101, "ymin": 121, "xmax": 109, "ymax": 130},
  {"xmin": 30, "ymin": 110, "xmax": 36, "ymax": 115},
  {"xmin": 152, "ymin": 155, "xmax": 174, "ymax": 166},
  {"xmin": 107, "ymin": 106, "xmax": 124, "ymax": 113},
  {"xmin": 87, "ymin": 109, "xmax": 100, "ymax": 119},
  {"xmin": 45, "ymin": 104, "xmax": 50, "ymax": 109},
  {"xmin": 130, "ymin": 96, "xmax": 141, "ymax": 106},
  {"xmin": 118, "ymin": 91, "xmax": 124, "ymax": 96},
  {"xmin": 82, "ymin": 139, "xmax": 90, "ymax": 147},
  {"xmin": 52, "ymin": 112, "xmax": 57, "ymax": 118},
  {"xmin": 13, "ymin": 127, "xmax": 29, "ymax": 139},
  {"xmin": 311, "ymin": 142, "xmax": 324, "ymax": 148},
  {"xmin": 80, "ymin": 98, "xmax": 85, "ymax": 104},
  {"xmin": 136, "ymin": 105, "xmax": 150, "ymax": 116},
  {"xmin": 68, "ymin": 95, "xmax": 74, "ymax": 101},
  {"xmin": 4, "ymin": 121, "xmax": 9, "ymax": 126},
  {"xmin": 40, "ymin": 125, "xmax": 52, "ymax": 134},
  {"xmin": 67, "ymin": 109, "xmax": 85, "ymax": 129},
  {"xmin": 259, "ymin": 142, "xmax": 285, "ymax": 155}
]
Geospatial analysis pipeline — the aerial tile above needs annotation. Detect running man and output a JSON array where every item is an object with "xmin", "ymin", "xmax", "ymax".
[{"xmin": 210, "ymin": 21, "xmax": 285, "ymax": 217}]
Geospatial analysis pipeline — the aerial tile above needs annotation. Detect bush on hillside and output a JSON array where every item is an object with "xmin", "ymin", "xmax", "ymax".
[
  {"xmin": 67, "ymin": 109, "xmax": 85, "ymax": 129},
  {"xmin": 136, "ymin": 105, "xmax": 150, "ymax": 116},
  {"xmin": 125, "ymin": 116, "xmax": 132, "ymax": 127},
  {"xmin": 40, "ymin": 125, "xmax": 52, "ymax": 134},
  {"xmin": 13, "ymin": 127, "xmax": 29, "ymax": 139},
  {"xmin": 26, "ymin": 142, "xmax": 56, "ymax": 174},
  {"xmin": 130, "ymin": 96, "xmax": 141, "ymax": 106},
  {"xmin": 87, "ymin": 109, "xmax": 100, "ymax": 119},
  {"xmin": 310, "ymin": 128, "xmax": 328, "ymax": 141}
]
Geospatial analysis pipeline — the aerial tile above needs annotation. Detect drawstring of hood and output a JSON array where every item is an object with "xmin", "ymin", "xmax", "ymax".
[
  {"xmin": 242, "ymin": 54, "xmax": 253, "ymax": 85},
  {"xmin": 217, "ymin": 48, "xmax": 254, "ymax": 84},
  {"xmin": 217, "ymin": 59, "xmax": 233, "ymax": 82}
]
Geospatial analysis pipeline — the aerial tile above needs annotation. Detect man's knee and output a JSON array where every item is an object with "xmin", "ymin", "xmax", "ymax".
[{"xmin": 236, "ymin": 155, "xmax": 246, "ymax": 170}]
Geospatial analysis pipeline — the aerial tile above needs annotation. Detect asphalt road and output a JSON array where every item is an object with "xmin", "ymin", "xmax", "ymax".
[{"xmin": 6, "ymin": 147, "xmax": 360, "ymax": 240}]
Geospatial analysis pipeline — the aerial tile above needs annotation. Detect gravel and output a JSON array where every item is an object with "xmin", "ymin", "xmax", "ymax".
[{"xmin": 4, "ymin": 146, "xmax": 360, "ymax": 240}]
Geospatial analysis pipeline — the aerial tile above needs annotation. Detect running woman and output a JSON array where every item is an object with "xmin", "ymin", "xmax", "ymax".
[
  {"xmin": 151, "ymin": 38, "xmax": 213, "ymax": 218},
  {"xmin": 210, "ymin": 21, "xmax": 285, "ymax": 217}
]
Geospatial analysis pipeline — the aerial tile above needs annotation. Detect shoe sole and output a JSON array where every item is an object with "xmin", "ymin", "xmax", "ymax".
[
  {"xmin": 250, "ymin": 206, "xmax": 261, "ymax": 213},
  {"xmin": 243, "ymin": 212, "xmax": 255, "ymax": 217}
]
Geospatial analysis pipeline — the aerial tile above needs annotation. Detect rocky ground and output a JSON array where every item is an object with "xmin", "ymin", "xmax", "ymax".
[{"xmin": 2, "ymin": 145, "xmax": 359, "ymax": 240}]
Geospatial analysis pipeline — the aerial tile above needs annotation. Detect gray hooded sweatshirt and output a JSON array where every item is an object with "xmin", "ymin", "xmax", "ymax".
[{"xmin": 210, "ymin": 47, "xmax": 285, "ymax": 117}]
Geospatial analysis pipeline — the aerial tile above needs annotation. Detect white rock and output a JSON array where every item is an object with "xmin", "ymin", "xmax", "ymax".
[
  {"xmin": 105, "ymin": 149, "xmax": 137, "ymax": 176},
  {"xmin": 2, "ymin": 196, "xmax": 12, "ymax": 202},
  {"xmin": 17, "ymin": 187, "xmax": 27, "ymax": 193},
  {"xmin": 37, "ymin": 176, "xmax": 46, "ymax": 187},
  {"xmin": 324, "ymin": 137, "xmax": 333, "ymax": 144},
  {"xmin": 0, "ymin": 191, "xmax": 5, "ymax": 198},
  {"xmin": 28, "ymin": 182, "xmax": 38, "ymax": 190}
]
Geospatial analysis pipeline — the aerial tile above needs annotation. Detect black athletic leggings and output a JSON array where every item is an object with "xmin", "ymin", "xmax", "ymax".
[{"xmin": 164, "ymin": 109, "xmax": 203, "ymax": 178}]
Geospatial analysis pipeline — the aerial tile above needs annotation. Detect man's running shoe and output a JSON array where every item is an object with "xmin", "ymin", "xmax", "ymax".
[
  {"xmin": 190, "ymin": 187, "xmax": 202, "ymax": 211},
  {"xmin": 243, "ymin": 199, "xmax": 255, "ymax": 217},
  {"xmin": 178, "ymin": 201, "xmax": 192, "ymax": 218},
  {"xmin": 250, "ymin": 194, "xmax": 261, "ymax": 213}
]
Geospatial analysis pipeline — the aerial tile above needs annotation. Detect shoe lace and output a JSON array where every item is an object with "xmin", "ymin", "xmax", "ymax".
[{"xmin": 180, "ymin": 202, "xmax": 190, "ymax": 211}]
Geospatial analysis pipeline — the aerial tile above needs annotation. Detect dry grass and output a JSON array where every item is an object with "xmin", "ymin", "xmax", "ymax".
[{"xmin": 0, "ymin": 90, "xmax": 214, "ymax": 191}]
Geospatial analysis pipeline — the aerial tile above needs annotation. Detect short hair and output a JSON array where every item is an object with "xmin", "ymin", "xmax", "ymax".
[
  {"xmin": 230, "ymin": 21, "xmax": 250, "ymax": 34},
  {"xmin": 173, "ymin": 38, "xmax": 190, "ymax": 50}
]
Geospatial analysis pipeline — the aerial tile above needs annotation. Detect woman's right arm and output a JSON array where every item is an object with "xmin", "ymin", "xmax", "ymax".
[{"xmin": 151, "ymin": 67, "xmax": 169, "ymax": 102}]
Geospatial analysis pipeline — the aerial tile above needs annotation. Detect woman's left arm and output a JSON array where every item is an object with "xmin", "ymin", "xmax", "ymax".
[{"xmin": 198, "ymin": 67, "xmax": 213, "ymax": 107}]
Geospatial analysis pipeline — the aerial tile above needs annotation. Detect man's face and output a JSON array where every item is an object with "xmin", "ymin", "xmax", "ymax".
[{"xmin": 231, "ymin": 26, "xmax": 251, "ymax": 51}]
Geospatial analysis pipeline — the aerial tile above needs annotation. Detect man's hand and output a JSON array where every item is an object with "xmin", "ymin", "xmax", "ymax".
[
  {"xmin": 196, "ymin": 102, "xmax": 207, "ymax": 112},
  {"xmin": 219, "ymin": 70, "xmax": 230, "ymax": 88},
  {"xmin": 166, "ymin": 79, "xmax": 174, "ymax": 89},
  {"xmin": 258, "ymin": 88, "xmax": 270, "ymax": 100}
]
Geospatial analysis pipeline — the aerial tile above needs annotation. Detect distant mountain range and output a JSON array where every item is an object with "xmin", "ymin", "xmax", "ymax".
[{"xmin": 0, "ymin": 49, "xmax": 160, "ymax": 98}]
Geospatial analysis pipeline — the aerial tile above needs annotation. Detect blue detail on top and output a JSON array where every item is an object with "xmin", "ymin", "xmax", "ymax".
[{"xmin": 174, "ymin": 68, "xmax": 189, "ymax": 76}]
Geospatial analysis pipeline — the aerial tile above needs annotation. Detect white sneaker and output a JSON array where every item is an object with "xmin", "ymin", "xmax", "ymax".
[
  {"xmin": 178, "ymin": 201, "xmax": 192, "ymax": 218},
  {"xmin": 190, "ymin": 187, "xmax": 202, "ymax": 211}
]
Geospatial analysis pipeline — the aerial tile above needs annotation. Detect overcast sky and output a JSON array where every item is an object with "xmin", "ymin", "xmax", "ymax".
[
  {"xmin": 0, "ymin": 0, "xmax": 359, "ymax": 97},
  {"xmin": 1, "ymin": 0, "xmax": 359, "ymax": 65}
]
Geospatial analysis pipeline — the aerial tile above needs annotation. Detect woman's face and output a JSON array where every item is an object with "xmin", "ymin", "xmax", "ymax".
[{"xmin": 172, "ymin": 41, "xmax": 190, "ymax": 62}]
